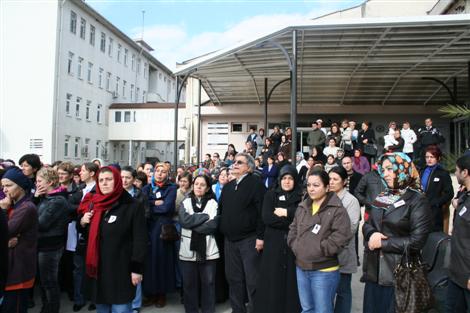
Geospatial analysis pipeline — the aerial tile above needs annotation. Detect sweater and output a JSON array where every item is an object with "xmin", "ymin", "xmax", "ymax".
[{"xmin": 219, "ymin": 173, "xmax": 266, "ymax": 241}]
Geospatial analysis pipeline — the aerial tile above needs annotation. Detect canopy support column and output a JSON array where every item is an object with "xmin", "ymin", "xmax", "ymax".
[
  {"xmin": 197, "ymin": 79, "xmax": 202, "ymax": 166},
  {"xmin": 264, "ymin": 78, "xmax": 268, "ymax": 132},
  {"xmin": 290, "ymin": 29, "xmax": 298, "ymax": 162}
]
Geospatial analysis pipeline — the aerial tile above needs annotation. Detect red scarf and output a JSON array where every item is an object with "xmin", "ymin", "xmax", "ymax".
[{"xmin": 77, "ymin": 166, "xmax": 123, "ymax": 279}]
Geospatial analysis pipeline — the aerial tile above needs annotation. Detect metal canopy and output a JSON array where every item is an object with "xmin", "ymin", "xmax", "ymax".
[{"xmin": 175, "ymin": 15, "xmax": 470, "ymax": 107}]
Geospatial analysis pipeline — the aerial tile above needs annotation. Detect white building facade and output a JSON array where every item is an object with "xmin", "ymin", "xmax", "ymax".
[{"xmin": 1, "ymin": 0, "xmax": 179, "ymax": 164}]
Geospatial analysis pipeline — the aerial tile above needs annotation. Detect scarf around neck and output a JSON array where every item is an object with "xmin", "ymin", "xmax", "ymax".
[
  {"xmin": 189, "ymin": 191, "xmax": 214, "ymax": 262},
  {"xmin": 77, "ymin": 166, "xmax": 124, "ymax": 279}
]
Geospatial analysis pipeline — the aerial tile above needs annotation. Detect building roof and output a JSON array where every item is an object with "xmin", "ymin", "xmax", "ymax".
[
  {"xmin": 175, "ymin": 14, "xmax": 470, "ymax": 107},
  {"xmin": 109, "ymin": 102, "xmax": 186, "ymax": 109},
  {"xmin": 73, "ymin": 0, "xmax": 173, "ymax": 75}
]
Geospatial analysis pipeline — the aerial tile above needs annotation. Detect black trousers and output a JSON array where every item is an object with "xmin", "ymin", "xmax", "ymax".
[
  {"xmin": 224, "ymin": 236, "xmax": 260, "ymax": 313},
  {"xmin": 446, "ymin": 279, "xmax": 470, "ymax": 313},
  {"xmin": 180, "ymin": 260, "xmax": 217, "ymax": 313}
]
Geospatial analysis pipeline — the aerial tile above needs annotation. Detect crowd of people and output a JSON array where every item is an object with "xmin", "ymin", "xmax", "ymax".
[{"xmin": 0, "ymin": 115, "xmax": 469, "ymax": 313}]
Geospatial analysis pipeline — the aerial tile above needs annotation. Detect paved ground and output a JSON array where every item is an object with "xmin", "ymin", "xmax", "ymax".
[{"xmin": 32, "ymin": 175, "xmax": 460, "ymax": 313}]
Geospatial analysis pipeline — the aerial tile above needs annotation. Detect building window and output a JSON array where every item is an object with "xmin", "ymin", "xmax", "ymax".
[
  {"xmin": 64, "ymin": 137, "xmax": 69, "ymax": 157},
  {"xmin": 137, "ymin": 58, "xmax": 141, "ymax": 74},
  {"xmin": 77, "ymin": 57, "xmax": 83, "ymax": 79},
  {"xmin": 115, "ymin": 77, "xmax": 120, "ymax": 96},
  {"xmin": 67, "ymin": 52, "xmax": 74, "ymax": 75},
  {"xmin": 108, "ymin": 38, "xmax": 113, "ymax": 57},
  {"xmin": 131, "ymin": 54, "xmax": 136, "ymax": 71},
  {"xmin": 124, "ymin": 49, "xmax": 128, "ymax": 66},
  {"xmin": 87, "ymin": 62, "xmax": 93, "ymax": 83},
  {"xmin": 130, "ymin": 84, "xmax": 134, "ymax": 101},
  {"xmin": 159, "ymin": 72, "xmax": 162, "ymax": 79},
  {"xmin": 75, "ymin": 97, "xmax": 81, "ymax": 118},
  {"xmin": 97, "ymin": 104, "xmax": 102, "ymax": 123},
  {"xmin": 84, "ymin": 138, "xmax": 90, "ymax": 158},
  {"xmin": 95, "ymin": 140, "xmax": 100, "ymax": 158},
  {"xmin": 142, "ymin": 90, "xmax": 146, "ymax": 103},
  {"xmin": 86, "ymin": 100, "xmax": 91, "ymax": 121},
  {"xmin": 104, "ymin": 142, "xmax": 109, "ymax": 160},
  {"xmin": 98, "ymin": 68, "xmax": 103, "ymax": 88},
  {"xmin": 115, "ymin": 111, "xmax": 122, "ymax": 122},
  {"xmin": 120, "ymin": 145, "xmax": 125, "ymax": 161},
  {"xmin": 144, "ymin": 63, "xmax": 148, "ymax": 78},
  {"xmin": 70, "ymin": 11, "xmax": 77, "ymax": 34},
  {"xmin": 89, "ymin": 25, "xmax": 95, "ymax": 46},
  {"xmin": 80, "ymin": 18, "xmax": 86, "ymax": 39},
  {"xmin": 124, "ymin": 111, "xmax": 131, "ymax": 123},
  {"xmin": 133, "ymin": 111, "xmax": 136, "ymax": 122},
  {"xmin": 100, "ymin": 32, "xmax": 106, "ymax": 52},
  {"xmin": 66, "ymin": 93, "xmax": 72, "ymax": 115},
  {"xmin": 117, "ymin": 44, "xmax": 122, "ymax": 63},
  {"xmin": 231, "ymin": 123, "xmax": 243, "ymax": 133},
  {"xmin": 122, "ymin": 80, "xmax": 126, "ymax": 98},
  {"xmin": 106, "ymin": 72, "xmax": 111, "ymax": 91},
  {"xmin": 74, "ymin": 137, "xmax": 80, "ymax": 158},
  {"xmin": 136, "ymin": 87, "xmax": 140, "ymax": 102}
]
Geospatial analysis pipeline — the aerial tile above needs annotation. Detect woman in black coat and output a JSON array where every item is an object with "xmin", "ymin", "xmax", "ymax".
[
  {"xmin": 78, "ymin": 166, "xmax": 147, "ymax": 312},
  {"xmin": 420, "ymin": 145, "xmax": 454, "ymax": 232},
  {"xmin": 362, "ymin": 153, "xmax": 432, "ymax": 313},
  {"xmin": 254, "ymin": 165, "xmax": 302, "ymax": 313},
  {"xmin": 358, "ymin": 121, "xmax": 376, "ymax": 163}
]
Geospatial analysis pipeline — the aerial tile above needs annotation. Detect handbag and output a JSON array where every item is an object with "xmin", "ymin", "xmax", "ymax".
[
  {"xmin": 160, "ymin": 223, "xmax": 180, "ymax": 241},
  {"xmin": 363, "ymin": 143, "xmax": 377, "ymax": 156},
  {"xmin": 394, "ymin": 245, "xmax": 434, "ymax": 313}
]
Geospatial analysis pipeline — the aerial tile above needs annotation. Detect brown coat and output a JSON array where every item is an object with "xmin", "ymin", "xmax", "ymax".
[{"xmin": 287, "ymin": 192, "xmax": 351, "ymax": 271}]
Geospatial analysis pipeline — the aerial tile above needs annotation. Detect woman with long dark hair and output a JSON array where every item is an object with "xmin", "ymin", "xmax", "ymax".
[{"xmin": 179, "ymin": 172, "xmax": 220, "ymax": 313}]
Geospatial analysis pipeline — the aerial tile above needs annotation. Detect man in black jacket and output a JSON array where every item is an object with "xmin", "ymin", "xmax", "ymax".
[
  {"xmin": 416, "ymin": 118, "xmax": 444, "ymax": 169},
  {"xmin": 341, "ymin": 156, "xmax": 362, "ymax": 195},
  {"xmin": 219, "ymin": 152, "xmax": 265, "ymax": 313},
  {"xmin": 446, "ymin": 155, "xmax": 470, "ymax": 312}
]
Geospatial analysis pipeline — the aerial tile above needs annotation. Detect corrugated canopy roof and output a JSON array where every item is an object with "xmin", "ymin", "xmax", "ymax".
[{"xmin": 175, "ymin": 14, "xmax": 470, "ymax": 107}]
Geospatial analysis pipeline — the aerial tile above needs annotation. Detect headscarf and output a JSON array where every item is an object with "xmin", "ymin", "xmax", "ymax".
[
  {"xmin": 151, "ymin": 163, "xmax": 169, "ymax": 191},
  {"xmin": 78, "ymin": 166, "xmax": 124, "ymax": 279},
  {"xmin": 372, "ymin": 153, "xmax": 417, "ymax": 210}
]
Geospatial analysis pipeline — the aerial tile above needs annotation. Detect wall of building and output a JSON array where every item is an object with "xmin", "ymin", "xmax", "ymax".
[{"xmin": 0, "ymin": 1, "xmax": 59, "ymax": 163}]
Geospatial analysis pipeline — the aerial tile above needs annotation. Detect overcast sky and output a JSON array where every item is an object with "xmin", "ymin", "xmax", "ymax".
[{"xmin": 87, "ymin": 0, "xmax": 364, "ymax": 70}]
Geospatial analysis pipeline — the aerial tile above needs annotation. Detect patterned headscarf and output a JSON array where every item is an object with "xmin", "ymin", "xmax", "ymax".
[{"xmin": 377, "ymin": 152, "xmax": 420, "ymax": 192}]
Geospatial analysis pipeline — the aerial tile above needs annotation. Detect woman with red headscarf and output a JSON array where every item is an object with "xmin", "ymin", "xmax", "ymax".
[
  {"xmin": 352, "ymin": 149, "xmax": 370, "ymax": 175},
  {"xmin": 78, "ymin": 166, "xmax": 147, "ymax": 313}
]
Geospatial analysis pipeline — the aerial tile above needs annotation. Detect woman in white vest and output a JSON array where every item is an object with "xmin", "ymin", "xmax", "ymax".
[{"xmin": 179, "ymin": 168, "xmax": 220, "ymax": 313}]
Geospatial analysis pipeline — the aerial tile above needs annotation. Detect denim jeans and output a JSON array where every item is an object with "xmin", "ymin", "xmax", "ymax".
[
  {"xmin": 1, "ymin": 289, "xmax": 29, "ymax": 313},
  {"xmin": 38, "ymin": 247, "xmax": 64, "ymax": 313},
  {"xmin": 445, "ymin": 279, "xmax": 470, "ymax": 313},
  {"xmin": 334, "ymin": 273, "xmax": 352, "ymax": 313},
  {"xmin": 95, "ymin": 303, "xmax": 132, "ymax": 313},
  {"xmin": 296, "ymin": 267, "xmax": 340, "ymax": 313},
  {"xmin": 131, "ymin": 283, "xmax": 142, "ymax": 310},
  {"xmin": 73, "ymin": 253, "xmax": 86, "ymax": 306},
  {"xmin": 180, "ymin": 260, "xmax": 217, "ymax": 313},
  {"xmin": 362, "ymin": 282, "xmax": 394, "ymax": 313}
]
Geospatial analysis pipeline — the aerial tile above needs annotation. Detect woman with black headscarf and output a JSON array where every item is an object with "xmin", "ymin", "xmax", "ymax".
[
  {"xmin": 362, "ymin": 152, "xmax": 432, "ymax": 313},
  {"xmin": 254, "ymin": 164, "xmax": 302, "ymax": 313},
  {"xmin": 178, "ymin": 168, "xmax": 220, "ymax": 313}
]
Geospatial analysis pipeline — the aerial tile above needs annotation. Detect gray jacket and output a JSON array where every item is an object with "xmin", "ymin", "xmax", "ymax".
[
  {"xmin": 336, "ymin": 189, "xmax": 361, "ymax": 274},
  {"xmin": 307, "ymin": 129, "xmax": 326, "ymax": 147}
]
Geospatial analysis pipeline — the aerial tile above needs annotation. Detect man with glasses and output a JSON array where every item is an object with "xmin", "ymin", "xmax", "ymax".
[{"xmin": 219, "ymin": 153, "xmax": 266, "ymax": 313}]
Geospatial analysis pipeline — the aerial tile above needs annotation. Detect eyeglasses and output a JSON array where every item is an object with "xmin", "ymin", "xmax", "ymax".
[{"xmin": 234, "ymin": 160, "xmax": 246, "ymax": 165}]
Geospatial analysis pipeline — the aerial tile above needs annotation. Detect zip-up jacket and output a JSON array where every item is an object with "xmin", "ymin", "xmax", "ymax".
[{"xmin": 287, "ymin": 192, "xmax": 351, "ymax": 271}]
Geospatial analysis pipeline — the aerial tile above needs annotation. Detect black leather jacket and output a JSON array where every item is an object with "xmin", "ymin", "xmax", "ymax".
[
  {"xmin": 362, "ymin": 189, "xmax": 432, "ymax": 286},
  {"xmin": 354, "ymin": 171, "xmax": 386, "ymax": 210}
]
